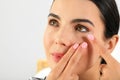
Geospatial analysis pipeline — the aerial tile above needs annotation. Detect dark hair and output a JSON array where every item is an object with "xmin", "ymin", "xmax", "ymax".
[
  {"xmin": 91, "ymin": 0, "xmax": 120, "ymax": 39},
  {"xmin": 52, "ymin": 0, "xmax": 120, "ymax": 39}
]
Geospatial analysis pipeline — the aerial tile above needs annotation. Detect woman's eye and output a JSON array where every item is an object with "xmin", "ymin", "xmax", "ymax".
[
  {"xmin": 49, "ymin": 19, "xmax": 59, "ymax": 27},
  {"xmin": 75, "ymin": 24, "xmax": 89, "ymax": 32}
]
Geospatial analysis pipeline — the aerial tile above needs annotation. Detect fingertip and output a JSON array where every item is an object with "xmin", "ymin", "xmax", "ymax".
[
  {"xmin": 73, "ymin": 43, "xmax": 79, "ymax": 49},
  {"xmin": 81, "ymin": 42, "xmax": 88, "ymax": 48},
  {"xmin": 87, "ymin": 34, "xmax": 94, "ymax": 40}
]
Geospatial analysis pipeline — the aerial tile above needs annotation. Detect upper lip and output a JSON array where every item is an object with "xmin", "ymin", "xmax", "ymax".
[{"xmin": 51, "ymin": 53, "xmax": 65, "ymax": 57}]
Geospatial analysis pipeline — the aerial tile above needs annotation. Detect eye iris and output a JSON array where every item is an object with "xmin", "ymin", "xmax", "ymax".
[
  {"xmin": 79, "ymin": 27, "xmax": 86, "ymax": 31},
  {"xmin": 50, "ymin": 20, "xmax": 58, "ymax": 26},
  {"xmin": 75, "ymin": 24, "xmax": 88, "ymax": 32}
]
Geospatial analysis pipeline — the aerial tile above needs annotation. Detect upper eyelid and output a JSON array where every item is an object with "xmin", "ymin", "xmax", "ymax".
[
  {"xmin": 74, "ymin": 24, "xmax": 90, "ymax": 31},
  {"xmin": 48, "ymin": 18, "xmax": 60, "ymax": 23},
  {"xmin": 74, "ymin": 23, "xmax": 91, "ymax": 29},
  {"xmin": 48, "ymin": 18, "xmax": 57, "ymax": 21},
  {"xmin": 48, "ymin": 18, "xmax": 59, "ymax": 24},
  {"xmin": 75, "ymin": 24, "xmax": 88, "ymax": 29},
  {"xmin": 73, "ymin": 23, "xmax": 87, "ymax": 28},
  {"xmin": 48, "ymin": 16, "xmax": 60, "ymax": 21}
]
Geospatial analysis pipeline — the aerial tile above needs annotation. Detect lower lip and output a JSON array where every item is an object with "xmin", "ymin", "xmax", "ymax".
[{"xmin": 52, "ymin": 54, "xmax": 64, "ymax": 62}]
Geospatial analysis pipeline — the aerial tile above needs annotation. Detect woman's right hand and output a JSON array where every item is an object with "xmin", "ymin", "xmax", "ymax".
[
  {"xmin": 46, "ymin": 34, "xmax": 102, "ymax": 80},
  {"xmin": 46, "ymin": 42, "xmax": 89, "ymax": 80}
]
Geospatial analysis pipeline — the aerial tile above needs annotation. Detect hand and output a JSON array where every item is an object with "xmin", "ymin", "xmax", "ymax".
[
  {"xmin": 100, "ymin": 52, "xmax": 120, "ymax": 80},
  {"xmin": 78, "ymin": 34, "xmax": 105, "ymax": 80},
  {"xmin": 46, "ymin": 34, "xmax": 102, "ymax": 80},
  {"xmin": 46, "ymin": 42, "xmax": 89, "ymax": 80}
]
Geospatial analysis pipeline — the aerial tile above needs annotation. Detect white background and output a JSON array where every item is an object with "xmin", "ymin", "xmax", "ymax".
[{"xmin": 0, "ymin": 0, "xmax": 120, "ymax": 80}]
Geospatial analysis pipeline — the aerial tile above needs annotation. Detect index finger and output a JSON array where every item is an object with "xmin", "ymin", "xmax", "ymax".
[{"xmin": 48, "ymin": 43, "xmax": 79, "ymax": 79}]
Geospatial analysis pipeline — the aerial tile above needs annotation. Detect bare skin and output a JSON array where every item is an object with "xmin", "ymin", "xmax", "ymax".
[
  {"xmin": 46, "ymin": 34, "xmax": 102, "ymax": 80},
  {"xmin": 100, "ymin": 49, "xmax": 120, "ymax": 80},
  {"xmin": 43, "ymin": 0, "xmax": 120, "ymax": 80},
  {"xmin": 46, "ymin": 34, "xmax": 120, "ymax": 80}
]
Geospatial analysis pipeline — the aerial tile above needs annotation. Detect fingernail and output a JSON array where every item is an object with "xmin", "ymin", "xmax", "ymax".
[
  {"xmin": 73, "ymin": 43, "xmax": 79, "ymax": 49},
  {"xmin": 81, "ymin": 42, "xmax": 88, "ymax": 48},
  {"xmin": 87, "ymin": 34, "xmax": 94, "ymax": 40}
]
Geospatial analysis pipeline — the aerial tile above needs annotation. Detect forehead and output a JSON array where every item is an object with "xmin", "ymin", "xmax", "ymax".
[
  {"xmin": 50, "ymin": 0, "xmax": 101, "ymax": 23},
  {"xmin": 51, "ymin": 0, "xmax": 98, "ymax": 11}
]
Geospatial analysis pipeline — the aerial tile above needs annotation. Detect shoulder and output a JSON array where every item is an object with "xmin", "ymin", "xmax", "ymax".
[{"xmin": 34, "ymin": 67, "xmax": 51, "ymax": 79}]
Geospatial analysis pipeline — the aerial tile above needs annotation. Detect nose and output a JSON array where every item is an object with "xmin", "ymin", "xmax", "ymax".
[{"xmin": 54, "ymin": 28, "xmax": 74, "ymax": 47}]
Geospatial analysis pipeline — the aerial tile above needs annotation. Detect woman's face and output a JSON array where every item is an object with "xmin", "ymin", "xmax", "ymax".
[{"xmin": 44, "ymin": 0, "xmax": 106, "ymax": 68}]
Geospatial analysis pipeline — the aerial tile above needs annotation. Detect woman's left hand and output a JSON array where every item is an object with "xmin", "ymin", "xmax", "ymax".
[{"xmin": 100, "ymin": 52, "xmax": 120, "ymax": 80}]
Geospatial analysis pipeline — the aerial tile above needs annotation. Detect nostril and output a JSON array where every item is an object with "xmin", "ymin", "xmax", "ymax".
[
  {"xmin": 55, "ymin": 40, "xmax": 66, "ymax": 46},
  {"xmin": 62, "ymin": 43, "xmax": 66, "ymax": 46},
  {"xmin": 55, "ymin": 38, "xmax": 70, "ymax": 47}
]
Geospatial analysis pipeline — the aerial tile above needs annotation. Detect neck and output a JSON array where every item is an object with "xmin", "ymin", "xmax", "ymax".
[{"xmin": 79, "ymin": 58, "xmax": 101, "ymax": 80}]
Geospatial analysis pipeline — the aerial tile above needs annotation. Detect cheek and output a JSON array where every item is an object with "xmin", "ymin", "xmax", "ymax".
[
  {"xmin": 44, "ymin": 28, "xmax": 54, "ymax": 53},
  {"xmin": 93, "ymin": 28, "xmax": 105, "ymax": 42},
  {"xmin": 93, "ymin": 30, "xmax": 107, "ymax": 52}
]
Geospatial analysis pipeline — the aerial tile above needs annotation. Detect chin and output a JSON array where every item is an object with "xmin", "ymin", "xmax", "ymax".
[{"xmin": 48, "ymin": 58, "xmax": 57, "ymax": 69}]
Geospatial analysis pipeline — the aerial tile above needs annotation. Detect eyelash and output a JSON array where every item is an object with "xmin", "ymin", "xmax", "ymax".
[
  {"xmin": 48, "ymin": 19, "xmax": 59, "ymax": 27},
  {"xmin": 74, "ymin": 24, "xmax": 89, "ymax": 32},
  {"xmin": 48, "ymin": 19, "xmax": 89, "ymax": 32}
]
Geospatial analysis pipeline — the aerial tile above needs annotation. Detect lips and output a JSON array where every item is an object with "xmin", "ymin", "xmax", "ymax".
[{"xmin": 51, "ymin": 53, "xmax": 64, "ymax": 62}]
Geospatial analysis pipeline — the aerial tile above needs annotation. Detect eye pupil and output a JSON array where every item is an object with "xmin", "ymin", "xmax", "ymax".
[
  {"xmin": 75, "ymin": 24, "xmax": 88, "ymax": 32},
  {"xmin": 49, "ymin": 20, "xmax": 58, "ymax": 26},
  {"xmin": 76, "ymin": 27, "xmax": 82, "ymax": 31},
  {"xmin": 51, "ymin": 21, "xmax": 55, "ymax": 24}
]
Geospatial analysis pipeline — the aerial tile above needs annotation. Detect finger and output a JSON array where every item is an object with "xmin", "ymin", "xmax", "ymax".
[
  {"xmin": 86, "ymin": 34, "xmax": 118, "ymax": 65},
  {"xmin": 63, "ymin": 42, "xmax": 88, "ymax": 75},
  {"xmin": 58, "ymin": 74, "xmax": 79, "ymax": 80},
  {"xmin": 48, "ymin": 43, "xmax": 79, "ymax": 80},
  {"xmin": 86, "ymin": 34, "xmax": 118, "ymax": 66},
  {"xmin": 71, "ymin": 74, "xmax": 79, "ymax": 80},
  {"xmin": 83, "ymin": 34, "xmax": 103, "ymax": 67}
]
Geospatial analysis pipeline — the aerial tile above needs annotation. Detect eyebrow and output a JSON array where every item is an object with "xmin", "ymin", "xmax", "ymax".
[
  {"xmin": 48, "ymin": 13, "xmax": 94, "ymax": 27},
  {"xmin": 48, "ymin": 13, "xmax": 60, "ymax": 20},
  {"xmin": 71, "ymin": 19, "xmax": 94, "ymax": 27}
]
